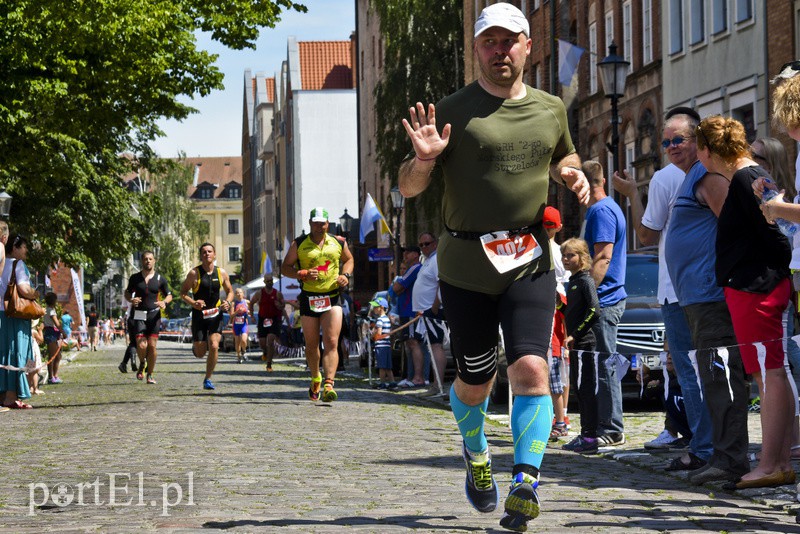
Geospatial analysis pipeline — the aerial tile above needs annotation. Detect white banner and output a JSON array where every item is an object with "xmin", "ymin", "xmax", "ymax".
[{"xmin": 71, "ymin": 268, "xmax": 86, "ymax": 327}]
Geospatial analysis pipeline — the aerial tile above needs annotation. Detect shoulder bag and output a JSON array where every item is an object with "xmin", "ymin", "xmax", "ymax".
[{"xmin": 4, "ymin": 259, "xmax": 45, "ymax": 320}]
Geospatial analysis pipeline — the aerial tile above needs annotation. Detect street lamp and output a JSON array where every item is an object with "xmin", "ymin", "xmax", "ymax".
[
  {"xmin": 597, "ymin": 42, "xmax": 630, "ymax": 187},
  {"xmin": 338, "ymin": 208, "xmax": 354, "ymax": 239},
  {"xmin": 390, "ymin": 187, "xmax": 405, "ymax": 278},
  {"xmin": 0, "ymin": 189, "xmax": 12, "ymax": 220}
]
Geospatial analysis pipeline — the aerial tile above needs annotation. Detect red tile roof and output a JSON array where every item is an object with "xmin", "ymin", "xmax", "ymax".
[
  {"xmin": 266, "ymin": 77, "xmax": 275, "ymax": 103},
  {"xmin": 181, "ymin": 156, "xmax": 243, "ymax": 199},
  {"xmin": 298, "ymin": 41, "xmax": 353, "ymax": 90}
]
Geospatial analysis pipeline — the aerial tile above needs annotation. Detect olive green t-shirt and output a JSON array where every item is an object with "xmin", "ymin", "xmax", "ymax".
[{"xmin": 431, "ymin": 81, "xmax": 575, "ymax": 294}]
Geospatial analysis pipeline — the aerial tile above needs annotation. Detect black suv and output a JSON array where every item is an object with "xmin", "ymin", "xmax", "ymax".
[{"xmin": 491, "ymin": 250, "xmax": 665, "ymax": 403}]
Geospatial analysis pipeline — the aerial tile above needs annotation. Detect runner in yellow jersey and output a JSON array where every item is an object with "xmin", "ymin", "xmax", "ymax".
[{"xmin": 281, "ymin": 208, "xmax": 354, "ymax": 402}]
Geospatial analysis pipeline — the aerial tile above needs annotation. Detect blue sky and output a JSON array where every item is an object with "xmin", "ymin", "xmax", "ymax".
[{"xmin": 151, "ymin": 0, "xmax": 356, "ymax": 158}]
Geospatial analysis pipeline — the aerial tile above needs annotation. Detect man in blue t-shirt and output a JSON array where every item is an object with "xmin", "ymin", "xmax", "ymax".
[
  {"xmin": 582, "ymin": 160, "xmax": 627, "ymax": 447},
  {"xmin": 392, "ymin": 245, "xmax": 424, "ymax": 387}
]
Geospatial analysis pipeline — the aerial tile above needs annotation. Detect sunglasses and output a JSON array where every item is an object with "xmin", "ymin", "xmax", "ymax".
[
  {"xmin": 661, "ymin": 136, "xmax": 690, "ymax": 149},
  {"xmin": 418, "ymin": 241, "xmax": 434, "ymax": 247}
]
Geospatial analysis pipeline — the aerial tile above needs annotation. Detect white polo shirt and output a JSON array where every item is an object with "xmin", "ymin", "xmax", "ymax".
[
  {"xmin": 412, "ymin": 251, "xmax": 440, "ymax": 313},
  {"xmin": 640, "ymin": 163, "xmax": 685, "ymax": 304}
]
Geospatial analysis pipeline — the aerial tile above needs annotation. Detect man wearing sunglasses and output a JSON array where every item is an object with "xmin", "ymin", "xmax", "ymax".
[
  {"xmin": 613, "ymin": 108, "xmax": 715, "ymax": 475},
  {"xmin": 411, "ymin": 233, "xmax": 448, "ymax": 398}
]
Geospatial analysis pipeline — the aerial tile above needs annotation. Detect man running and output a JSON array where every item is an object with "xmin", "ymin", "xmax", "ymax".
[
  {"xmin": 398, "ymin": 3, "xmax": 590, "ymax": 530},
  {"xmin": 180, "ymin": 243, "xmax": 233, "ymax": 390},
  {"xmin": 124, "ymin": 251, "xmax": 172, "ymax": 384},
  {"xmin": 250, "ymin": 275, "xmax": 287, "ymax": 372},
  {"xmin": 281, "ymin": 208, "xmax": 354, "ymax": 402}
]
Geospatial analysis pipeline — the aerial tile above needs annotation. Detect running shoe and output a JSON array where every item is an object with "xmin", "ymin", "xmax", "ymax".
[
  {"xmin": 309, "ymin": 375, "xmax": 322, "ymax": 401},
  {"xmin": 561, "ymin": 435, "xmax": 583, "ymax": 451},
  {"xmin": 571, "ymin": 437, "xmax": 599, "ymax": 454},
  {"xmin": 500, "ymin": 472, "xmax": 540, "ymax": 532},
  {"xmin": 49, "ymin": 377, "xmax": 63, "ymax": 384},
  {"xmin": 118, "ymin": 362, "xmax": 127, "ymax": 374},
  {"xmin": 266, "ymin": 364, "xmax": 273, "ymax": 372},
  {"xmin": 597, "ymin": 433, "xmax": 625, "ymax": 447},
  {"xmin": 203, "ymin": 378, "xmax": 215, "ymax": 390},
  {"xmin": 321, "ymin": 379, "xmax": 337, "ymax": 402},
  {"xmin": 146, "ymin": 375, "xmax": 157, "ymax": 385},
  {"xmin": 461, "ymin": 441, "xmax": 498, "ymax": 513},
  {"xmin": 644, "ymin": 429, "xmax": 681, "ymax": 450}
]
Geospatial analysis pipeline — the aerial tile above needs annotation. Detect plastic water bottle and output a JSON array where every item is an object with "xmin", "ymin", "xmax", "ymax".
[{"xmin": 762, "ymin": 181, "xmax": 799, "ymax": 237}]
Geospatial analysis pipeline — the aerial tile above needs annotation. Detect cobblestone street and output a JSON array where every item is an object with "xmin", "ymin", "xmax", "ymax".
[{"xmin": 1, "ymin": 341, "xmax": 799, "ymax": 533}]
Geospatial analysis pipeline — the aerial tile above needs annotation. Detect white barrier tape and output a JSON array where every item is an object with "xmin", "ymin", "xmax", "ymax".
[
  {"xmin": 717, "ymin": 347, "xmax": 734, "ymax": 403},
  {"xmin": 755, "ymin": 342, "xmax": 767, "ymax": 395},
  {"xmin": 688, "ymin": 350, "xmax": 703, "ymax": 402}
]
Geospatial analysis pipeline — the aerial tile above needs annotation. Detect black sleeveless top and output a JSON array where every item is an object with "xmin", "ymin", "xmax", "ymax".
[{"xmin": 192, "ymin": 266, "xmax": 221, "ymax": 311}]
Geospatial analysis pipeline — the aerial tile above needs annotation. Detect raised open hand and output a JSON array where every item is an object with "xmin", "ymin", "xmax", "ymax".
[{"xmin": 401, "ymin": 102, "xmax": 451, "ymax": 160}]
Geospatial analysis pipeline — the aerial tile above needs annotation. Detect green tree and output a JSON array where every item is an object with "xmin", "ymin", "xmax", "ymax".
[
  {"xmin": 0, "ymin": 0, "xmax": 305, "ymax": 271},
  {"xmin": 372, "ymin": 0, "xmax": 463, "ymax": 237},
  {"xmin": 147, "ymin": 157, "xmax": 205, "ymax": 302}
]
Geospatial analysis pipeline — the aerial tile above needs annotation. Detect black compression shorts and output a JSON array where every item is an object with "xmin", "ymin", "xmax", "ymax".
[{"xmin": 440, "ymin": 270, "xmax": 556, "ymax": 385}]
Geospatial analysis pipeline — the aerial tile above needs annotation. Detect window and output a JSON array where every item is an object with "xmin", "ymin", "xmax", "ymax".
[
  {"xmin": 227, "ymin": 186, "xmax": 241, "ymax": 199},
  {"xmin": 642, "ymin": 0, "xmax": 653, "ymax": 64},
  {"xmin": 623, "ymin": 1, "xmax": 633, "ymax": 72},
  {"xmin": 605, "ymin": 10, "xmax": 614, "ymax": 50},
  {"xmin": 670, "ymin": 0, "xmax": 684, "ymax": 54},
  {"xmin": 228, "ymin": 247, "xmax": 240, "ymax": 262},
  {"xmin": 731, "ymin": 103, "xmax": 755, "ymax": 142},
  {"xmin": 533, "ymin": 0, "xmax": 540, "ymax": 10},
  {"xmin": 228, "ymin": 219, "xmax": 240, "ymax": 235},
  {"xmin": 198, "ymin": 187, "xmax": 212, "ymax": 199},
  {"xmin": 690, "ymin": 0, "xmax": 705, "ymax": 45},
  {"xmin": 713, "ymin": 0, "xmax": 728, "ymax": 34},
  {"xmin": 735, "ymin": 0, "xmax": 752, "ymax": 23},
  {"xmin": 625, "ymin": 143, "xmax": 637, "ymax": 181},
  {"xmin": 589, "ymin": 23, "xmax": 598, "ymax": 93}
]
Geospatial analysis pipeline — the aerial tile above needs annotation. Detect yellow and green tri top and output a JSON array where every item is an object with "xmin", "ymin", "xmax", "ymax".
[{"xmin": 295, "ymin": 233, "xmax": 343, "ymax": 293}]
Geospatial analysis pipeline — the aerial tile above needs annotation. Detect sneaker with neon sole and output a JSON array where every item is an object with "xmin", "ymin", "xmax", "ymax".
[
  {"xmin": 309, "ymin": 376, "xmax": 322, "ymax": 401},
  {"xmin": 321, "ymin": 379, "xmax": 337, "ymax": 402},
  {"xmin": 499, "ymin": 472, "xmax": 540, "ymax": 532},
  {"xmin": 462, "ymin": 442, "xmax": 498, "ymax": 513}
]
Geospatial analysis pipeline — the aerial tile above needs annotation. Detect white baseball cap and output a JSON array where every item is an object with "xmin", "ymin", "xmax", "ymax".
[
  {"xmin": 309, "ymin": 207, "xmax": 329, "ymax": 222},
  {"xmin": 474, "ymin": 3, "xmax": 530, "ymax": 38}
]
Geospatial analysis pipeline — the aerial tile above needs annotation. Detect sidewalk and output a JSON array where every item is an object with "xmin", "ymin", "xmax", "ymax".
[{"xmin": 0, "ymin": 341, "xmax": 798, "ymax": 532}]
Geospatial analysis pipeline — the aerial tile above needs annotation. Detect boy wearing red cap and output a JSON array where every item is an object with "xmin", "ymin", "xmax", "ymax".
[{"xmin": 543, "ymin": 207, "xmax": 571, "ymax": 440}]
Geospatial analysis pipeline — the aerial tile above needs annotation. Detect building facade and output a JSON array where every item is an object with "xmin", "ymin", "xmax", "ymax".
[
  {"xmin": 183, "ymin": 156, "xmax": 244, "ymax": 276},
  {"xmin": 242, "ymin": 71, "xmax": 277, "ymax": 281}
]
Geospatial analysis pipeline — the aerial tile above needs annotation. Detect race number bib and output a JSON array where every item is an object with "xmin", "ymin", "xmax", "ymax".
[
  {"xmin": 133, "ymin": 310, "xmax": 147, "ymax": 321},
  {"xmin": 234, "ymin": 316, "xmax": 245, "ymax": 325},
  {"xmin": 479, "ymin": 231, "xmax": 542, "ymax": 274},
  {"xmin": 202, "ymin": 307, "xmax": 220, "ymax": 319},
  {"xmin": 262, "ymin": 318, "xmax": 273, "ymax": 328},
  {"xmin": 309, "ymin": 296, "xmax": 332, "ymax": 313}
]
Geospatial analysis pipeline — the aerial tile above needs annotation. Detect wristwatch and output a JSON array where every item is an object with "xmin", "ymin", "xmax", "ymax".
[{"xmin": 343, "ymin": 273, "xmax": 352, "ymax": 279}]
